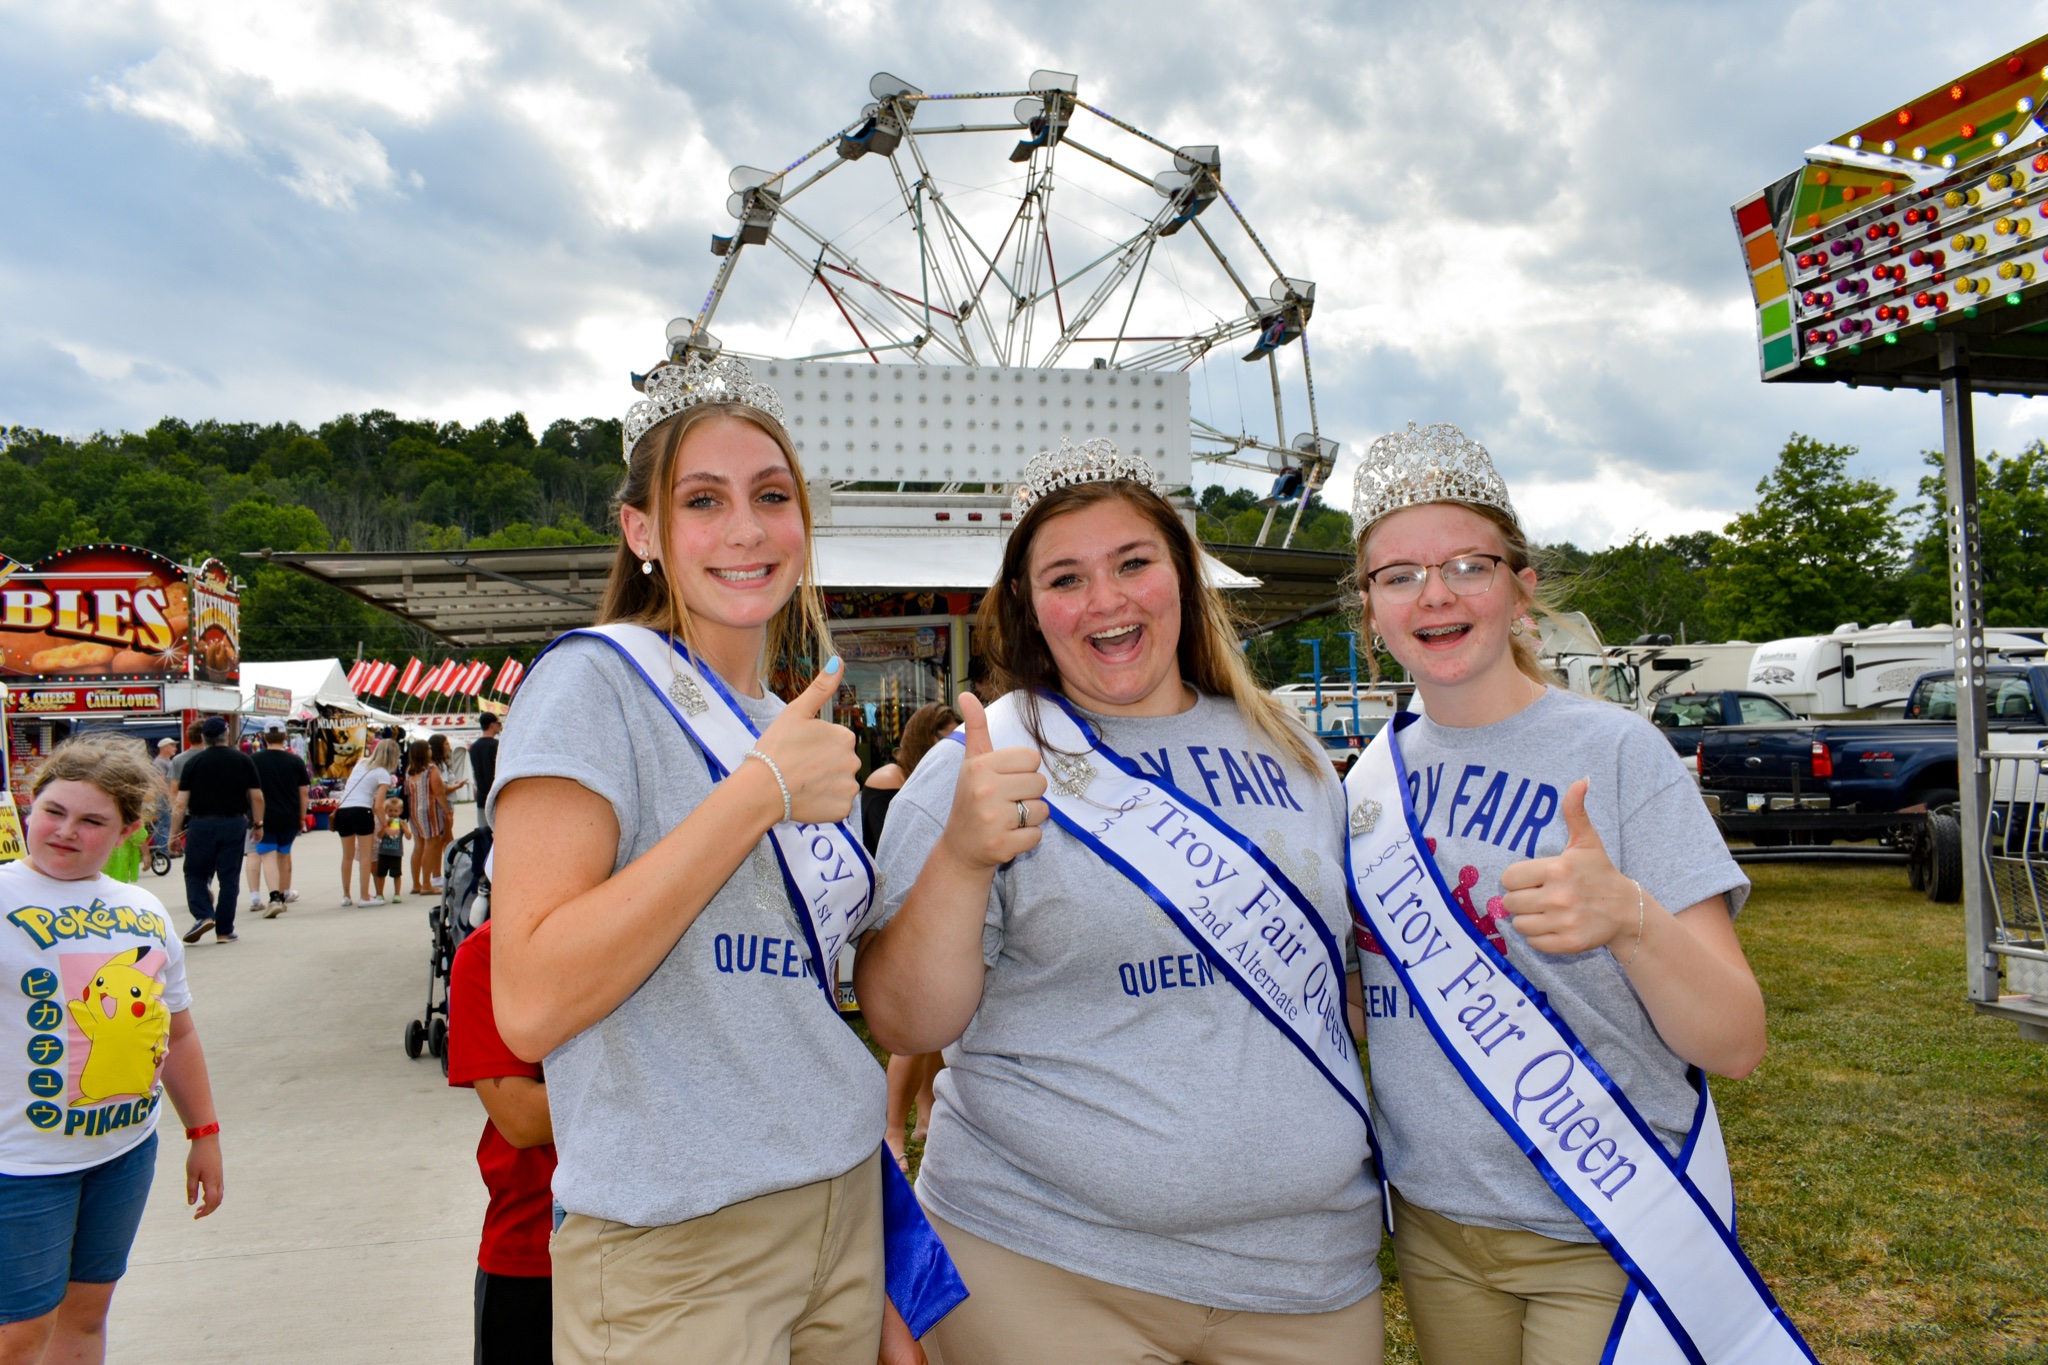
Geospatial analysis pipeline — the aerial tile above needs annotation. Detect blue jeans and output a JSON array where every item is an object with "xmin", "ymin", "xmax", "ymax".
[
  {"xmin": 150, "ymin": 796, "xmax": 171, "ymax": 853},
  {"xmin": 0, "ymin": 1133, "xmax": 158, "ymax": 1324},
  {"xmin": 183, "ymin": 816, "xmax": 247, "ymax": 934}
]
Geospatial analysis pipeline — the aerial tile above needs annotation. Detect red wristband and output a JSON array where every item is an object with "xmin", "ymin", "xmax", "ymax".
[{"xmin": 185, "ymin": 1122, "xmax": 220, "ymax": 1140}]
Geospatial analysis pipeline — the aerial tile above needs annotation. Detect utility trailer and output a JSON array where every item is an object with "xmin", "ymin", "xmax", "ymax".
[{"xmin": 1734, "ymin": 34, "xmax": 2048, "ymax": 1040}]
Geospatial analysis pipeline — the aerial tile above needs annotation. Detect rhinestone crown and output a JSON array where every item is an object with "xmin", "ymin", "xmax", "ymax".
[
  {"xmin": 1013, "ymin": 437, "xmax": 1168, "ymax": 512},
  {"xmin": 622, "ymin": 354, "xmax": 786, "ymax": 460},
  {"xmin": 1351, "ymin": 422, "xmax": 1519, "ymax": 535}
]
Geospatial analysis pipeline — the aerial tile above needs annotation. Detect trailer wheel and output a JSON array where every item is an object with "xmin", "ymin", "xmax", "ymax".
[{"xmin": 1924, "ymin": 812, "xmax": 1963, "ymax": 904}]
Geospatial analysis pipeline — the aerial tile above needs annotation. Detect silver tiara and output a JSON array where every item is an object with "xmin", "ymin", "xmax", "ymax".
[
  {"xmin": 621, "ymin": 354, "xmax": 786, "ymax": 459},
  {"xmin": 1351, "ymin": 422, "xmax": 1519, "ymax": 535},
  {"xmin": 1013, "ymin": 437, "xmax": 1167, "ymax": 512}
]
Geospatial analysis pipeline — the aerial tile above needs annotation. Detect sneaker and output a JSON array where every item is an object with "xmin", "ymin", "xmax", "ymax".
[
  {"xmin": 391, "ymin": 892, "xmax": 403, "ymax": 904},
  {"xmin": 248, "ymin": 891, "xmax": 264, "ymax": 911},
  {"xmin": 282, "ymin": 889, "xmax": 300, "ymax": 903},
  {"xmin": 263, "ymin": 898, "xmax": 288, "ymax": 919},
  {"xmin": 360, "ymin": 895, "xmax": 386, "ymax": 907},
  {"xmin": 181, "ymin": 918, "xmax": 214, "ymax": 944},
  {"xmin": 216, "ymin": 931, "xmax": 239, "ymax": 942},
  {"xmin": 340, "ymin": 897, "xmax": 354, "ymax": 907}
]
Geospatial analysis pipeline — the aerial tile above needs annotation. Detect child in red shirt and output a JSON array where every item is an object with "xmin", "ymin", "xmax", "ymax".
[{"xmin": 448, "ymin": 920, "xmax": 556, "ymax": 1365}]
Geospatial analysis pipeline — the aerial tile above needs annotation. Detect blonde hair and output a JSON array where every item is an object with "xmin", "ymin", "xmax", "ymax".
[
  {"xmin": 31, "ymin": 732, "xmax": 160, "ymax": 827},
  {"xmin": 980, "ymin": 480, "xmax": 1325, "ymax": 775},
  {"xmin": 599, "ymin": 404, "xmax": 830, "ymax": 685},
  {"xmin": 1355, "ymin": 503, "xmax": 1562, "ymax": 689},
  {"xmin": 365, "ymin": 739, "xmax": 402, "ymax": 773}
]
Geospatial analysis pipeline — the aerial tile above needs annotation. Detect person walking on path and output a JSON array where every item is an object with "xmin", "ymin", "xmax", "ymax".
[
  {"xmin": 334, "ymin": 739, "xmax": 399, "ymax": 908},
  {"xmin": 430, "ymin": 733, "xmax": 463, "ymax": 884},
  {"xmin": 250, "ymin": 729, "xmax": 311, "ymax": 918},
  {"xmin": 857, "ymin": 440, "xmax": 1385, "ymax": 1364},
  {"xmin": 468, "ymin": 713, "xmax": 501, "ymax": 833},
  {"xmin": 149, "ymin": 739, "xmax": 175, "ymax": 859},
  {"xmin": 405, "ymin": 741, "xmax": 449, "ymax": 898},
  {"xmin": 0, "ymin": 733, "xmax": 224, "ymax": 1363},
  {"xmin": 491, "ymin": 354, "xmax": 938, "ymax": 1364},
  {"xmin": 448, "ymin": 918, "xmax": 556, "ymax": 1365},
  {"xmin": 171, "ymin": 717, "xmax": 263, "ymax": 945},
  {"xmin": 165, "ymin": 724, "xmax": 203, "ymax": 787}
]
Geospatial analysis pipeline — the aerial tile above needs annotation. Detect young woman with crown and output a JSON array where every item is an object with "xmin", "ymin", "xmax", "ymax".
[
  {"xmin": 856, "ymin": 439, "xmax": 1387, "ymax": 1364},
  {"xmin": 488, "ymin": 353, "xmax": 954, "ymax": 1364},
  {"xmin": 1341, "ymin": 425, "xmax": 1811, "ymax": 1365}
]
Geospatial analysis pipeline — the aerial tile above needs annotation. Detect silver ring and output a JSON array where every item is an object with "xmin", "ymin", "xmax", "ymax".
[{"xmin": 1015, "ymin": 800, "xmax": 1030, "ymax": 829}]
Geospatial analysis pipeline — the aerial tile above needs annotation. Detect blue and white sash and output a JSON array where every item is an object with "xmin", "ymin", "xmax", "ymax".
[
  {"xmin": 1344, "ymin": 714, "xmax": 1814, "ymax": 1365},
  {"xmin": 976, "ymin": 692, "xmax": 1384, "ymax": 1160},
  {"xmin": 541, "ymin": 624, "xmax": 967, "ymax": 1337}
]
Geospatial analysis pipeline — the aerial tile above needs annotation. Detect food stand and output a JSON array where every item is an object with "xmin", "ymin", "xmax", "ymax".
[{"xmin": 2, "ymin": 544, "xmax": 243, "ymax": 810}]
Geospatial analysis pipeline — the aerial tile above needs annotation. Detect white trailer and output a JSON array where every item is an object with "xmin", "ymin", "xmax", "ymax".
[
  {"xmin": 1630, "ymin": 642, "xmax": 1759, "ymax": 713},
  {"xmin": 1745, "ymin": 621, "xmax": 2047, "ymax": 719}
]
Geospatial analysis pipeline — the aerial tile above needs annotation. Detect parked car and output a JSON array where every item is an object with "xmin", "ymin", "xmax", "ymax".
[
  {"xmin": 1696, "ymin": 666, "xmax": 2048, "ymax": 899},
  {"xmin": 1647, "ymin": 690, "xmax": 1796, "ymax": 756}
]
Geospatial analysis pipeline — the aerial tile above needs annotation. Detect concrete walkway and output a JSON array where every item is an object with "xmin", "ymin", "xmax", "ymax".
[{"xmin": 109, "ymin": 811, "xmax": 486, "ymax": 1362}]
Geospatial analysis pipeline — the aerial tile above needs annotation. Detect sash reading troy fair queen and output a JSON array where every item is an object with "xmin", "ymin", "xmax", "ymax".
[
  {"xmin": 541, "ymin": 624, "xmax": 967, "ymax": 1338},
  {"xmin": 1344, "ymin": 713, "xmax": 1815, "ymax": 1365},
  {"xmin": 972, "ymin": 692, "xmax": 1386, "ymax": 1176}
]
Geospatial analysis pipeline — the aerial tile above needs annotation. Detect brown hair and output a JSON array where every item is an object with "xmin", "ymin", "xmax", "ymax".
[
  {"xmin": 979, "ymin": 480, "xmax": 1324, "ymax": 774},
  {"xmin": 894, "ymin": 702, "xmax": 962, "ymax": 778},
  {"xmin": 406, "ymin": 740, "xmax": 431, "ymax": 776},
  {"xmin": 598, "ymin": 404, "xmax": 830, "ymax": 688},
  {"xmin": 428, "ymin": 733, "xmax": 450, "ymax": 766},
  {"xmin": 1355, "ymin": 503, "xmax": 1562, "ymax": 689},
  {"xmin": 31, "ymin": 732, "xmax": 160, "ymax": 827}
]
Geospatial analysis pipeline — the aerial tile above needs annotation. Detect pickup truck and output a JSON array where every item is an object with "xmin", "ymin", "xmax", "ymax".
[
  {"xmin": 1695, "ymin": 666, "xmax": 2048, "ymax": 896},
  {"xmin": 1647, "ymin": 690, "xmax": 1797, "ymax": 756}
]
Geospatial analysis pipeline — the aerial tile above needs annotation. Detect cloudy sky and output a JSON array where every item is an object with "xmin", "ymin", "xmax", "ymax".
[{"xmin": 7, "ymin": 0, "xmax": 2048, "ymax": 547}]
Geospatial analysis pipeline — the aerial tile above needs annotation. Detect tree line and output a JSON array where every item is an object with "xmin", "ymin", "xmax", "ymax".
[{"xmin": 1, "ymin": 417, "xmax": 2038, "ymax": 685}]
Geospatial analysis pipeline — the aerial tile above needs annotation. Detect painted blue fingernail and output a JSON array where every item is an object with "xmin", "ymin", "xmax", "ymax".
[{"xmin": 825, "ymin": 655, "xmax": 842, "ymax": 674}]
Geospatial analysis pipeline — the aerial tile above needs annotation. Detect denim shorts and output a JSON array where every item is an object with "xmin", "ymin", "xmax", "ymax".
[{"xmin": 0, "ymin": 1133, "xmax": 159, "ymax": 1323}]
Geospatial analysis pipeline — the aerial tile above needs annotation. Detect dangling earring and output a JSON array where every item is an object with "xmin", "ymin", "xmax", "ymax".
[
  {"xmin": 1370, "ymin": 632, "xmax": 1384, "ymax": 652},
  {"xmin": 1510, "ymin": 618, "xmax": 1525, "ymax": 637},
  {"xmin": 641, "ymin": 558, "xmax": 656, "ymax": 576}
]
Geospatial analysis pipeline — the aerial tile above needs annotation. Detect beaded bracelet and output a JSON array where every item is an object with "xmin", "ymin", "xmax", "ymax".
[{"xmin": 744, "ymin": 749, "xmax": 792, "ymax": 824}]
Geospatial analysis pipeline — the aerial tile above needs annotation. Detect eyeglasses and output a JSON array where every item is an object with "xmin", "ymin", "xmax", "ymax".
[{"xmin": 1363, "ymin": 554, "xmax": 1506, "ymax": 604}]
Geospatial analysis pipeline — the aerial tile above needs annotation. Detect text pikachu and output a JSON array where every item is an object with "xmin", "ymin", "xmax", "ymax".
[{"xmin": 66, "ymin": 945, "xmax": 170, "ymax": 1105}]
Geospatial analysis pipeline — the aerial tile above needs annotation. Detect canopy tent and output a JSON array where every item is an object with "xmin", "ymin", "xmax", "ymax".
[{"xmin": 239, "ymin": 659, "xmax": 403, "ymax": 725}]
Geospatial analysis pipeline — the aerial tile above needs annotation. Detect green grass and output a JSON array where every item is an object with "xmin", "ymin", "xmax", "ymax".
[{"xmin": 861, "ymin": 862, "xmax": 2048, "ymax": 1362}]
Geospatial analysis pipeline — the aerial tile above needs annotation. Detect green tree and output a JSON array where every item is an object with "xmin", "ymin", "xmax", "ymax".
[
  {"xmin": 1557, "ymin": 531, "xmax": 1720, "ymax": 645},
  {"xmin": 1703, "ymin": 434, "xmax": 1907, "ymax": 640},
  {"xmin": 1901, "ymin": 443, "xmax": 2048, "ymax": 628}
]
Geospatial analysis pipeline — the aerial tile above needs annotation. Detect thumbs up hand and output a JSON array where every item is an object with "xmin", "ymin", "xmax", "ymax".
[
  {"xmin": 941, "ymin": 692, "xmax": 1048, "ymax": 869},
  {"xmin": 750, "ymin": 656, "xmax": 860, "ymax": 825},
  {"xmin": 1496, "ymin": 779, "xmax": 1639, "ymax": 958}
]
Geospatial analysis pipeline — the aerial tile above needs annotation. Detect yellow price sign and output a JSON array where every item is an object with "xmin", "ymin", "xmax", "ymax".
[{"xmin": 0, "ymin": 804, "xmax": 23, "ymax": 864}]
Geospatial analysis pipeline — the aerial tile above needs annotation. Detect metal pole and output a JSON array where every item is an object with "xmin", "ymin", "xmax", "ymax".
[{"xmin": 1939, "ymin": 334, "xmax": 1998, "ymax": 1005}]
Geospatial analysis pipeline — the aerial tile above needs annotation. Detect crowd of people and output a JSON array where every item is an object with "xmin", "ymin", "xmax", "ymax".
[{"xmin": 0, "ymin": 349, "xmax": 1800, "ymax": 1365}]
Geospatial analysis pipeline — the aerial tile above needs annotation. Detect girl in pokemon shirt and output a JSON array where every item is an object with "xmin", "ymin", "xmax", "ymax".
[{"xmin": 0, "ymin": 733, "xmax": 224, "ymax": 1364}]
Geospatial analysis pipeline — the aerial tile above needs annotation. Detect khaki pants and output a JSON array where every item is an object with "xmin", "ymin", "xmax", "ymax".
[
  {"xmin": 551, "ymin": 1151, "xmax": 884, "ymax": 1365},
  {"xmin": 1389, "ymin": 1192, "xmax": 1627, "ymax": 1365},
  {"xmin": 923, "ymin": 1213, "xmax": 1384, "ymax": 1365}
]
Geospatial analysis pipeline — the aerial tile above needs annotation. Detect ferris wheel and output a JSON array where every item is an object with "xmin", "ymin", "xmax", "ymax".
[{"xmin": 666, "ymin": 69, "xmax": 1335, "ymax": 546}]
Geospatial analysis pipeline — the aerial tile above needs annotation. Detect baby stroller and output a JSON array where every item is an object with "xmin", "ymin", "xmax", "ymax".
[{"xmin": 403, "ymin": 826, "xmax": 492, "ymax": 1076}]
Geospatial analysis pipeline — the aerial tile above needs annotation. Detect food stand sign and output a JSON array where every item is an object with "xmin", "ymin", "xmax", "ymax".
[
  {"xmin": 0, "ymin": 682, "xmax": 20, "ymax": 862},
  {"xmin": 3, "ymin": 685, "xmax": 165, "ymax": 716},
  {"xmin": 0, "ymin": 544, "xmax": 239, "ymax": 685},
  {"xmin": 251, "ymin": 684, "xmax": 292, "ymax": 718}
]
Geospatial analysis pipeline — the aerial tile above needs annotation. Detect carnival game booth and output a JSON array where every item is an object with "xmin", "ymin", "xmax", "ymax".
[
  {"xmin": 1734, "ymin": 33, "xmax": 2048, "ymax": 1043},
  {"xmin": 2, "ymin": 545, "xmax": 242, "ymax": 810}
]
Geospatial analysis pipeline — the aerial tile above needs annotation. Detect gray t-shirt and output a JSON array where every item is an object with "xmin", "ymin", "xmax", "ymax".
[
  {"xmin": 488, "ymin": 635, "xmax": 886, "ymax": 1227},
  {"xmin": 1360, "ymin": 688, "xmax": 1749, "ymax": 1242},
  {"xmin": 872, "ymin": 690, "xmax": 1382, "ymax": 1314}
]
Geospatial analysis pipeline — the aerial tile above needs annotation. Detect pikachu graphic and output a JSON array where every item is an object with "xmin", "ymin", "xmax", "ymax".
[{"xmin": 66, "ymin": 946, "xmax": 171, "ymax": 1105}]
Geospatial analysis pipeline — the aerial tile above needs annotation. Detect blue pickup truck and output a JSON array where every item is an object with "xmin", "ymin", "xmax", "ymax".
[
  {"xmin": 1648, "ymin": 691, "xmax": 1797, "ymax": 756},
  {"xmin": 1695, "ymin": 666, "xmax": 2048, "ymax": 896}
]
